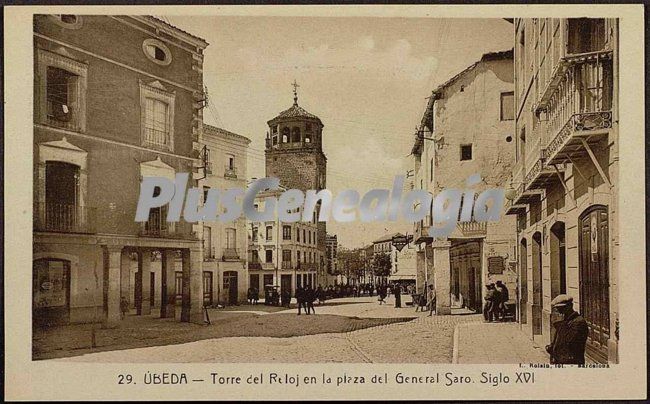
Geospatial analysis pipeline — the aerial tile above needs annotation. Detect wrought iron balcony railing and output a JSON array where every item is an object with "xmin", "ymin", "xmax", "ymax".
[
  {"xmin": 456, "ymin": 221, "xmax": 487, "ymax": 237},
  {"xmin": 222, "ymin": 247, "xmax": 240, "ymax": 260},
  {"xmin": 224, "ymin": 165, "xmax": 238, "ymax": 179},
  {"xmin": 281, "ymin": 261, "xmax": 292, "ymax": 269},
  {"xmin": 46, "ymin": 100, "xmax": 79, "ymax": 131},
  {"xmin": 138, "ymin": 220, "xmax": 195, "ymax": 239},
  {"xmin": 34, "ymin": 203, "xmax": 96, "ymax": 234},
  {"xmin": 540, "ymin": 51, "xmax": 613, "ymax": 158},
  {"xmin": 143, "ymin": 127, "xmax": 171, "ymax": 149}
]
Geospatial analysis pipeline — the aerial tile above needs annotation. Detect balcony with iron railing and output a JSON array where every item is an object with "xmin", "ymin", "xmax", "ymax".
[
  {"xmin": 203, "ymin": 246, "xmax": 215, "ymax": 261},
  {"xmin": 46, "ymin": 100, "xmax": 80, "ymax": 132},
  {"xmin": 143, "ymin": 127, "xmax": 171, "ymax": 150},
  {"xmin": 34, "ymin": 203, "xmax": 96, "ymax": 234},
  {"xmin": 222, "ymin": 247, "xmax": 240, "ymax": 261},
  {"xmin": 456, "ymin": 221, "xmax": 487, "ymax": 238},
  {"xmin": 538, "ymin": 50, "xmax": 614, "ymax": 166},
  {"xmin": 281, "ymin": 261, "xmax": 292, "ymax": 270},
  {"xmin": 139, "ymin": 220, "xmax": 193, "ymax": 239},
  {"xmin": 224, "ymin": 165, "xmax": 238, "ymax": 179}
]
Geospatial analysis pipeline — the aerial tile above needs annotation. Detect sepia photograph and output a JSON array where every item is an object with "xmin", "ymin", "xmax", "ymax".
[{"xmin": 4, "ymin": 3, "xmax": 646, "ymax": 401}]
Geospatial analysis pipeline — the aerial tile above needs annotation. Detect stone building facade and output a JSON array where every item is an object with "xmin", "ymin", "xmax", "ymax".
[
  {"xmin": 247, "ymin": 187, "xmax": 321, "ymax": 296},
  {"xmin": 504, "ymin": 18, "xmax": 619, "ymax": 364},
  {"xmin": 200, "ymin": 124, "xmax": 250, "ymax": 306},
  {"xmin": 325, "ymin": 234, "xmax": 338, "ymax": 286},
  {"xmin": 33, "ymin": 15, "xmax": 208, "ymax": 327},
  {"xmin": 411, "ymin": 50, "xmax": 517, "ymax": 315}
]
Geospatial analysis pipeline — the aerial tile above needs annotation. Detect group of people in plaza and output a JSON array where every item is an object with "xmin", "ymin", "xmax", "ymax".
[
  {"xmin": 246, "ymin": 287, "xmax": 260, "ymax": 305},
  {"xmin": 483, "ymin": 280, "xmax": 510, "ymax": 322},
  {"xmin": 294, "ymin": 285, "xmax": 320, "ymax": 314}
]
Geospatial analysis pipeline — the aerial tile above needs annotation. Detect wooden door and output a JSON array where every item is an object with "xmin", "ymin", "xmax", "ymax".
[
  {"xmin": 203, "ymin": 271, "xmax": 213, "ymax": 306},
  {"xmin": 579, "ymin": 206, "xmax": 610, "ymax": 363}
]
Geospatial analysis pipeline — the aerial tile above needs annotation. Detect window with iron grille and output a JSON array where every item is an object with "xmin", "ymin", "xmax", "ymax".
[
  {"xmin": 144, "ymin": 98, "xmax": 169, "ymax": 147},
  {"xmin": 283, "ymin": 225, "xmax": 292, "ymax": 240},
  {"xmin": 140, "ymin": 80, "xmax": 175, "ymax": 151}
]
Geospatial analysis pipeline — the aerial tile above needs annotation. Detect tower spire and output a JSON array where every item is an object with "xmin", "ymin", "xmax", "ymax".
[{"xmin": 292, "ymin": 79, "xmax": 300, "ymax": 105}]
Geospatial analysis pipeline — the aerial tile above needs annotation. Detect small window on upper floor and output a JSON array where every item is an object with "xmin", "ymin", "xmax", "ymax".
[
  {"xmin": 460, "ymin": 144, "xmax": 473, "ymax": 161},
  {"xmin": 142, "ymin": 38, "xmax": 172, "ymax": 66},
  {"xmin": 500, "ymin": 92, "xmax": 515, "ymax": 121}
]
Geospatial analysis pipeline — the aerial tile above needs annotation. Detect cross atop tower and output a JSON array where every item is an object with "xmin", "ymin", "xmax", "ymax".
[{"xmin": 292, "ymin": 79, "xmax": 300, "ymax": 105}]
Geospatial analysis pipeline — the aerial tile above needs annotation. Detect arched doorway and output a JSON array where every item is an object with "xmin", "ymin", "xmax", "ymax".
[
  {"xmin": 33, "ymin": 258, "xmax": 71, "ymax": 327},
  {"xmin": 531, "ymin": 232, "xmax": 543, "ymax": 336},
  {"xmin": 579, "ymin": 205, "xmax": 610, "ymax": 363},
  {"xmin": 223, "ymin": 271, "xmax": 238, "ymax": 306},
  {"xmin": 519, "ymin": 238, "xmax": 528, "ymax": 324}
]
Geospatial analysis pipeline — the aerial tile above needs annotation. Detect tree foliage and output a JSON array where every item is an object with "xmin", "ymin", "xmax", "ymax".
[{"xmin": 373, "ymin": 252, "xmax": 392, "ymax": 277}]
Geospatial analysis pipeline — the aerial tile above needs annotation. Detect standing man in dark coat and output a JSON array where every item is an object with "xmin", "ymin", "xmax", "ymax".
[
  {"xmin": 296, "ymin": 286, "xmax": 304, "ymax": 315},
  {"xmin": 546, "ymin": 295, "xmax": 589, "ymax": 364},
  {"xmin": 483, "ymin": 283, "xmax": 496, "ymax": 322},
  {"xmin": 305, "ymin": 286, "xmax": 316, "ymax": 314},
  {"xmin": 490, "ymin": 283, "xmax": 501, "ymax": 321},
  {"xmin": 394, "ymin": 283, "xmax": 402, "ymax": 308},
  {"xmin": 495, "ymin": 280, "xmax": 510, "ymax": 321}
]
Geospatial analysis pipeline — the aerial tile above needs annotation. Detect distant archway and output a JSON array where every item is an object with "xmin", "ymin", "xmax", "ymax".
[{"xmin": 519, "ymin": 237, "xmax": 528, "ymax": 324}]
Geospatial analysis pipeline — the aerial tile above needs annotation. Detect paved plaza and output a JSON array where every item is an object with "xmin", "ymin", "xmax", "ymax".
[{"xmin": 36, "ymin": 296, "xmax": 548, "ymax": 364}]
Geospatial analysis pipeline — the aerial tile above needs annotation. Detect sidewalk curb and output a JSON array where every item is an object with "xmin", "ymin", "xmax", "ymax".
[{"xmin": 452, "ymin": 323, "xmax": 460, "ymax": 364}]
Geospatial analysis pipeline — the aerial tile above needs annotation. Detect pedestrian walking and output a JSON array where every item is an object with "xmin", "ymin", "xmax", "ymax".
[
  {"xmin": 296, "ymin": 286, "xmax": 305, "ymax": 315},
  {"xmin": 306, "ymin": 286, "xmax": 316, "ymax": 314},
  {"xmin": 120, "ymin": 296, "xmax": 129, "ymax": 320},
  {"xmin": 546, "ymin": 294, "xmax": 589, "ymax": 364},
  {"xmin": 394, "ymin": 283, "xmax": 402, "ymax": 308},
  {"xmin": 426, "ymin": 284, "xmax": 436, "ymax": 316},
  {"xmin": 281, "ymin": 287, "xmax": 291, "ymax": 308},
  {"xmin": 316, "ymin": 285, "xmax": 325, "ymax": 305},
  {"xmin": 378, "ymin": 284, "xmax": 387, "ymax": 305},
  {"xmin": 495, "ymin": 280, "xmax": 510, "ymax": 321},
  {"xmin": 490, "ymin": 283, "xmax": 501, "ymax": 321}
]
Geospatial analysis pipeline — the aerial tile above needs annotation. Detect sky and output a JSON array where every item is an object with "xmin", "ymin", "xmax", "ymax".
[{"xmin": 167, "ymin": 16, "xmax": 513, "ymax": 249}]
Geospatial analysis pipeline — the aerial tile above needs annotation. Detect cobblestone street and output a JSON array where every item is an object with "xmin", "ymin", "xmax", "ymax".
[{"xmin": 454, "ymin": 322, "xmax": 549, "ymax": 364}]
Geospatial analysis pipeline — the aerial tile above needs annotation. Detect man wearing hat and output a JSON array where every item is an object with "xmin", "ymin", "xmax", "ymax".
[
  {"xmin": 545, "ymin": 294, "xmax": 589, "ymax": 364},
  {"xmin": 483, "ymin": 283, "xmax": 497, "ymax": 322}
]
